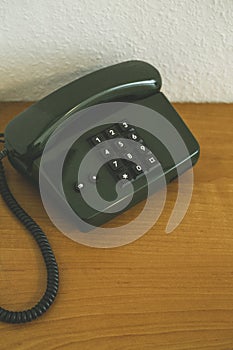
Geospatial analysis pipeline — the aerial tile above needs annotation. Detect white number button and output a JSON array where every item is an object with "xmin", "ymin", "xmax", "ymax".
[{"xmin": 106, "ymin": 126, "xmax": 119, "ymax": 138}]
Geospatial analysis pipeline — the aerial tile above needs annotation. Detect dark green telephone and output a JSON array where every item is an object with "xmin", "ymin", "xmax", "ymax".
[{"xmin": 0, "ymin": 60, "xmax": 200, "ymax": 324}]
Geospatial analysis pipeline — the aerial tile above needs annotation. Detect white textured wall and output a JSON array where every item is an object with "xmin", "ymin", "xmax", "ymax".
[{"xmin": 0, "ymin": 0, "xmax": 232, "ymax": 102}]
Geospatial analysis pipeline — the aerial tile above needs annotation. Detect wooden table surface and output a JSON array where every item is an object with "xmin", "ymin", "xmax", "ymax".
[{"xmin": 0, "ymin": 102, "xmax": 233, "ymax": 350}]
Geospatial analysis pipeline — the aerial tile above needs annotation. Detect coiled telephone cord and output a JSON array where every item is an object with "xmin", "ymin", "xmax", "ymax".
[{"xmin": 0, "ymin": 146, "xmax": 59, "ymax": 323}]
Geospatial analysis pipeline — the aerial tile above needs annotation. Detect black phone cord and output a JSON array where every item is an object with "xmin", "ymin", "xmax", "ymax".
[{"xmin": 0, "ymin": 148, "xmax": 59, "ymax": 324}]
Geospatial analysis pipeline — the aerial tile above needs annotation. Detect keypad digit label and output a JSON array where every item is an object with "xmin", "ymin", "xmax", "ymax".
[
  {"xmin": 108, "ymin": 159, "xmax": 124, "ymax": 171},
  {"xmin": 127, "ymin": 130, "xmax": 140, "ymax": 142},
  {"xmin": 118, "ymin": 121, "xmax": 130, "ymax": 131},
  {"xmin": 102, "ymin": 148, "xmax": 111, "ymax": 157},
  {"xmin": 105, "ymin": 126, "xmax": 119, "ymax": 138},
  {"xmin": 88, "ymin": 121, "xmax": 158, "ymax": 190},
  {"xmin": 131, "ymin": 164, "xmax": 144, "ymax": 177},
  {"xmin": 90, "ymin": 133, "xmax": 105, "ymax": 145},
  {"xmin": 116, "ymin": 140, "xmax": 125, "ymax": 149},
  {"xmin": 139, "ymin": 145, "xmax": 146, "ymax": 152}
]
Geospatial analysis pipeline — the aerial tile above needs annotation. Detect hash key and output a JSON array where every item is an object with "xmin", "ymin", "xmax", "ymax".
[{"xmin": 145, "ymin": 155, "xmax": 159, "ymax": 170}]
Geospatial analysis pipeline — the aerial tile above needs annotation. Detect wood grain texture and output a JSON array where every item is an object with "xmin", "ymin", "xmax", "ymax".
[{"xmin": 0, "ymin": 102, "xmax": 233, "ymax": 350}]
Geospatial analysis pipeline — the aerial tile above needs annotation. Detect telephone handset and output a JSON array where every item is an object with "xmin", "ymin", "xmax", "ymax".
[
  {"xmin": 5, "ymin": 61, "xmax": 161, "ymax": 161},
  {"xmin": 0, "ymin": 61, "xmax": 200, "ymax": 323}
]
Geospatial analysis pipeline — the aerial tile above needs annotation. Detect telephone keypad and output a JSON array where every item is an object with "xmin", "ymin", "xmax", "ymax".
[{"xmin": 87, "ymin": 123, "xmax": 159, "ymax": 187}]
